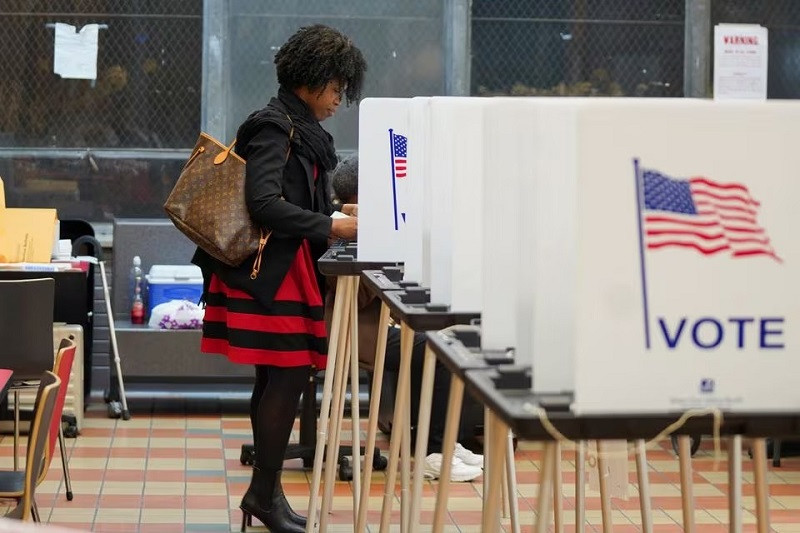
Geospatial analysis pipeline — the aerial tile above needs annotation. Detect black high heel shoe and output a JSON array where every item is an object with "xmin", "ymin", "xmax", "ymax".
[
  {"xmin": 274, "ymin": 483, "xmax": 307, "ymax": 527},
  {"xmin": 240, "ymin": 468, "xmax": 305, "ymax": 533}
]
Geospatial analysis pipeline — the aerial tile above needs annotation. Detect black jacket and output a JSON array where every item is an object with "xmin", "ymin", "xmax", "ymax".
[{"xmin": 191, "ymin": 113, "xmax": 334, "ymax": 308}]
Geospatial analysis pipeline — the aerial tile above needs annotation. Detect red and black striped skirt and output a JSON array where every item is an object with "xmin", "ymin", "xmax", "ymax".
[{"xmin": 200, "ymin": 240, "xmax": 328, "ymax": 369}]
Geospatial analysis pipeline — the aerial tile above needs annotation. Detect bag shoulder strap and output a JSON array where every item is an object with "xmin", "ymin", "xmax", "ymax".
[
  {"xmin": 284, "ymin": 114, "xmax": 294, "ymax": 161},
  {"xmin": 249, "ymin": 113, "xmax": 294, "ymax": 280},
  {"xmin": 214, "ymin": 113, "xmax": 294, "ymax": 166}
]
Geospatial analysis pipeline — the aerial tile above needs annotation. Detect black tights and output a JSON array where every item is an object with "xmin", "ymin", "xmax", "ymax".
[
  {"xmin": 384, "ymin": 328, "xmax": 451, "ymax": 454},
  {"xmin": 250, "ymin": 364, "xmax": 311, "ymax": 470}
]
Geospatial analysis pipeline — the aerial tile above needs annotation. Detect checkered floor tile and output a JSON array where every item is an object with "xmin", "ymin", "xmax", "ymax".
[{"xmin": 0, "ymin": 405, "xmax": 796, "ymax": 532}]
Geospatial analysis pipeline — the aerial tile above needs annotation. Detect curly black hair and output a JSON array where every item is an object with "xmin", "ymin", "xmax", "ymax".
[{"xmin": 275, "ymin": 24, "xmax": 367, "ymax": 106}]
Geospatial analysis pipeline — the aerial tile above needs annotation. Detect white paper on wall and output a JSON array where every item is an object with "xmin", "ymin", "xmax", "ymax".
[
  {"xmin": 714, "ymin": 24, "xmax": 768, "ymax": 100},
  {"xmin": 53, "ymin": 23, "xmax": 99, "ymax": 80}
]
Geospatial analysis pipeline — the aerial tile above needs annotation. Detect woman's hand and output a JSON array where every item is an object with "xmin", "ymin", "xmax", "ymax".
[
  {"xmin": 331, "ymin": 216, "xmax": 357, "ymax": 240},
  {"xmin": 341, "ymin": 204, "xmax": 358, "ymax": 217}
]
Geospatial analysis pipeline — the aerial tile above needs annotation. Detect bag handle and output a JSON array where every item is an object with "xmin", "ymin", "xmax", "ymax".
[{"xmin": 213, "ymin": 139, "xmax": 236, "ymax": 165}]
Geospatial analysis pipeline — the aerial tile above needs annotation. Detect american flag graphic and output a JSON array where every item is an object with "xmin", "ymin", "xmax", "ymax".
[
  {"xmin": 388, "ymin": 130, "xmax": 408, "ymax": 230},
  {"xmin": 392, "ymin": 132, "xmax": 407, "ymax": 178},
  {"xmin": 640, "ymin": 168, "xmax": 779, "ymax": 262}
]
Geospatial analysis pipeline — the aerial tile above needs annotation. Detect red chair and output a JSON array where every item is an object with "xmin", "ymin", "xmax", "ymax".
[
  {"xmin": 0, "ymin": 371, "xmax": 61, "ymax": 521},
  {"xmin": 41, "ymin": 339, "xmax": 76, "ymax": 501}
]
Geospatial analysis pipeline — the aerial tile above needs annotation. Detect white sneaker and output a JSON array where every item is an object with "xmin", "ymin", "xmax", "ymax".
[
  {"xmin": 454, "ymin": 442, "xmax": 484, "ymax": 468},
  {"xmin": 423, "ymin": 453, "xmax": 483, "ymax": 482}
]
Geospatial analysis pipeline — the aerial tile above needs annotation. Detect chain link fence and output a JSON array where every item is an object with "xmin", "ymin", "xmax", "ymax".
[
  {"xmin": 471, "ymin": 0, "xmax": 685, "ymax": 98},
  {"xmin": 0, "ymin": 153, "xmax": 188, "ymax": 221},
  {"xmin": 0, "ymin": 0, "xmax": 201, "ymax": 149},
  {"xmin": 3, "ymin": 0, "xmax": 798, "ymax": 221},
  {"xmin": 712, "ymin": 0, "xmax": 800, "ymax": 99},
  {"xmin": 225, "ymin": 1, "xmax": 445, "ymax": 151},
  {"xmin": 0, "ymin": 0, "xmax": 200, "ymax": 221}
]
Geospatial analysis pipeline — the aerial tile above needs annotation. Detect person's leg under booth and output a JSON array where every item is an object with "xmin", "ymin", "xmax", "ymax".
[{"xmin": 383, "ymin": 328, "xmax": 483, "ymax": 481}]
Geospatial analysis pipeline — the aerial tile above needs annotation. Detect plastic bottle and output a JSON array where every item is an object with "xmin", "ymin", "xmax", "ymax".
[{"xmin": 130, "ymin": 256, "xmax": 145, "ymax": 324}]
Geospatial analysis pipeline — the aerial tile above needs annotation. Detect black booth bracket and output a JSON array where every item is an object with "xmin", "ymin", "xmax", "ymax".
[{"xmin": 318, "ymin": 243, "xmax": 402, "ymax": 277}]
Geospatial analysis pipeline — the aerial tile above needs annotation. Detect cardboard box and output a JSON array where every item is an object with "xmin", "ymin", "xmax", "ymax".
[
  {"xmin": 0, "ymin": 206, "xmax": 58, "ymax": 263},
  {"xmin": 0, "ymin": 178, "xmax": 6, "ymax": 262}
]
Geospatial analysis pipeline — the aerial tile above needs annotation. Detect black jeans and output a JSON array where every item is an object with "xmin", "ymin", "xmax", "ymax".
[{"xmin": 383, "ymin": 327, "xmax": 451, "ymax": 454}]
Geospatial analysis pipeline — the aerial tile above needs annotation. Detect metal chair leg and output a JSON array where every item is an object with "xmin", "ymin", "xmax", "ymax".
[
  {"xmin": 31, "ymin": 500, "xmax": 39, "ymax": 522},
  {"xmin": 58, "ymin": 425, "xmax": 74, "ymax": 501},
  {"xmin": 13, "ymin": 390, "xmax": 19, "ymax": 471}
]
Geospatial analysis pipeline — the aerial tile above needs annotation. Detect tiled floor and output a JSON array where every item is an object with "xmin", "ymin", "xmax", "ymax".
[{"xmin": 1, "ymin": 405, "xmax": 798, "ymax": 532}]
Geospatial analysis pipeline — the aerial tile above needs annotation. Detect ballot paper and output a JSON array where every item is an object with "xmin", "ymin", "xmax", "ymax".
[{"xmin": 53, "ymin": 23, "xmax": 99, "ymax": 80}]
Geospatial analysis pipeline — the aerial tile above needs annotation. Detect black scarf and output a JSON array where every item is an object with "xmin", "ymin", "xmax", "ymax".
[{"xmin": 236, "ymin": 86, "xmax": 338, "ymax": 171}]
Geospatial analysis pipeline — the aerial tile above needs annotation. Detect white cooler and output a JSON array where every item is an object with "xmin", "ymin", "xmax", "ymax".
[{"xmin": 145, "ymin": 264, "xmax": 203, "ymax": 315}]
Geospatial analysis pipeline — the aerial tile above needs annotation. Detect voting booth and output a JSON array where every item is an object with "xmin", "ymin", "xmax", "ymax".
[
  {"xmin": 357, "ymin": 98, "xmax": 412, "ymax": 263},
  {"xmin": 481, "ymin": 99, "xmax": 581, "ymax": 394},
  {"xmin": 573, "ymin": 99, "xmax": 800, "ymax": 414},
  {"xmin": 357, "ymin": 96, "xmax": 485, "ymax": 314},
  {"xmin": 359, "ymin": 95, "xmax": 800, "ymax": 414},
  {"xmin": 403, "ymin": 97, "xmax": 432, "ymax": 284},
  {"xmin": 481, "ymin": 97, "xmax": 800, "ymax": 414},
  {"xmin": 350, "ymin": 95, "xmax": 797, "ymax": 533},
  {"xmin": 427, "ymin": 97, "xmax": 485, "ymax": 312},
  {"xmin": 351, "ymin": 96, "xmax": 799, "ymax": 533}
]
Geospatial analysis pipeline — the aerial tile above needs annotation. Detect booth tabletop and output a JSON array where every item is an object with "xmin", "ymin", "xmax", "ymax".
[
  {"xmin": 317, "ymin": 243, "xmax": 401, "ymax": 277},
  {"xmin": 360, "ymin": 275, "xmax": 480, "ymax": 331},
  {"xmin": 463, "ymin": 368, "xmax": 800, "ymax": 442},
  {"xmin": 381, "ymin": 291, "xmax": 480, "ymax": 332},
  {"xmin": 361, "ymin": 269, "xmax": 404, "ymax": 293},
  {"xmin": 425, "ymin": 329, "xmax": 496, "ymax": 379}
]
